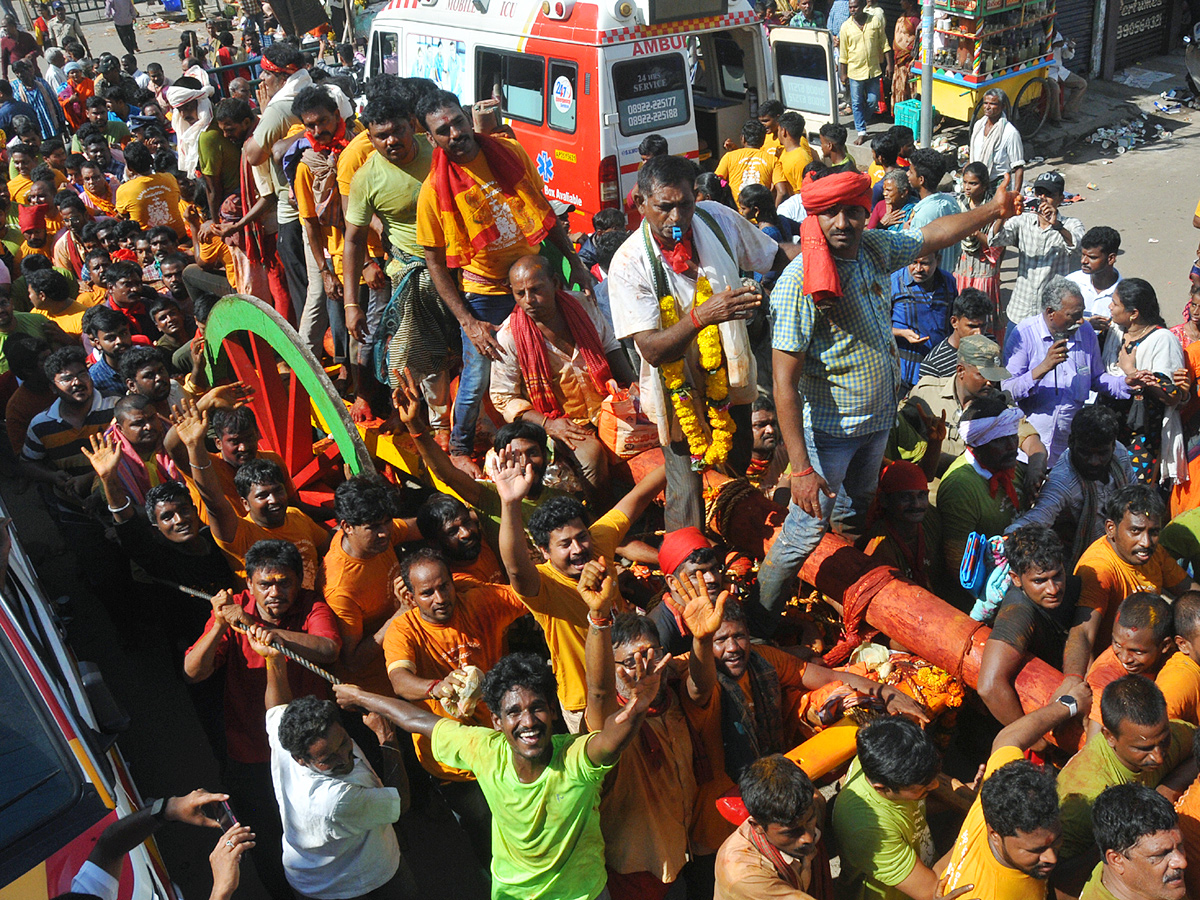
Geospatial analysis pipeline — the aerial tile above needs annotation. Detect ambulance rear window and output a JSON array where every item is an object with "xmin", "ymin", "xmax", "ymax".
[{"xmin": 612, "ymin": 55, "xmax": 690, "ymax": 137}]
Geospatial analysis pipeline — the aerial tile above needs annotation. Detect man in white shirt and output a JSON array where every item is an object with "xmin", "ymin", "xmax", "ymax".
[
  {"xmin": 1047, "ymin": 31, "xmax": 1087, "ymax": 123},
  {"xmin": 1066, "ymin": 225, "xmax": 1121, "ymax": 336},
  {"xmin": 261, "ymin": 637, "xmax": 415, "ymax": 900},
  {"xmin": 44, "ymin": 47, "xmax": 67, "ymax": 96},
  {"xmin": 607, "ymin": 153, "xmax": 799, "ymax": 530},
  {"xmin": 969, "ymin": 88, "xmax": 1026, "ymax": 195}
]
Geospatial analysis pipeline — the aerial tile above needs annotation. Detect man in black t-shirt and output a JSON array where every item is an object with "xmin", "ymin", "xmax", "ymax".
[{"xmin": 978, "ymin": 524, "xmax": 1094, "ymax": 725}]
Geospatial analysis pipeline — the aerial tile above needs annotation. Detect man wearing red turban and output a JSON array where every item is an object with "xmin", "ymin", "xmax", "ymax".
[{"xmin": 753, "ymin": 168, "xmax": 1021, "ymax": 638}]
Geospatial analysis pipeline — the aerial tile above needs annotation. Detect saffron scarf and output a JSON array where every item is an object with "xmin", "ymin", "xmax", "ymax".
[
  {"xmin": 799, "ymin": 171, "xmax": 873, "ymax": 306},
  {"xmin": 105, "ymin": 421, "xmax": 183, "ymax": 507},
  {"xmin": 299, "ymin": 118, "xmax": 351, "ymax": 227},
  {"xmin": 430, "ymin": 133, "xmax": 554, "ymax": 269},
  {"xmin": 509, "ymin": 290, "xmax": 612, "ymax": 419}
]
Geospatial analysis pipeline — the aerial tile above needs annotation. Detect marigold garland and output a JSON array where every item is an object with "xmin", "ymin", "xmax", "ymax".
[{"xmin": 659, "ymin": 276, "xmax": 736, "ymax": 471}]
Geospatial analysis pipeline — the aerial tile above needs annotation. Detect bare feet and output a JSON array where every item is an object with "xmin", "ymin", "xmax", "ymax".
[
  {"xmin": 349, "ymin": 396, "xmax": 375, "ymax": 424},
  {"xmin": 433, "ymin": 429, "xmax": 451, "ymax": 452},
  {"xmin": 853, "ymin": 135, "xmax": 868, "ymax": 145},
  {"xmin": 450, "ymin": 453, "xmax": 484, "ymax": 479}
]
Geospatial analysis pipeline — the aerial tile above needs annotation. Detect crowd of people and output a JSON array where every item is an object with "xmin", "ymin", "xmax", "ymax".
[{"xmin": 7, "ymin": 3, "xmax": 1200, "ymax": 900}]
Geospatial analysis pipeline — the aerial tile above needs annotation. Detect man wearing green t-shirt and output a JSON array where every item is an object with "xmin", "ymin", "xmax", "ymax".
[
  {"xmin": 334, "ymin": 648, "xmax": 667, "ymax": 900},
  {"xmin": 832, "ymin": 717, "xmax": 940, "ymax": 900},
  {"xmin": 1056, "ymin": 675, "xmax": 1196, "ymax": 895},
  {"xmin": 343, "ymin": 89, "xmax": 453, "ymax": 436},
  {"xmin": 1080, "ymin": 783, "xmax": 1186, "ymax": 900},
  {"xmin": 197, "ymin": 104, "xmax": 243, "ymax": 215}
]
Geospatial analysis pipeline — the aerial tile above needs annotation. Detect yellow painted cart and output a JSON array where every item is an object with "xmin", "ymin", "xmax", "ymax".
[{"xmin": 911, "ymin": 0, "xmax": 1056, "ymax": 137}]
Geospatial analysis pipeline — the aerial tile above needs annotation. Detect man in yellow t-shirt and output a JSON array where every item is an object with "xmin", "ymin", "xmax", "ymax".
[
  {"xmin": 715, "ymin": 118, "xmax": 789, "ymax": 206},
  {"xmin": 415, "ymin": 90, "xmax": 591, "ymax": 474},
  {"xmin": 176, "ymin": 401, "xmax": 330, "ymax": 590},
  {"xmin": 1158, "ymin": 593, "xmax": 1200, "ymax": 725},
  {"xmin": 838, "ymin": 0, "xmax": 893, "ymax": 143},
  {"xmin": 777, "ymin": 111, "xmax": 816, "ymax": 192},
  {"xmin": 1080, "ymin": 783, "xmax": 1187, "ymax": 900},
  {"xmin": 114, "ymin": 141, "xmax": 189, "ymax": 238},
  {"xmin": 494, "ymin": 446, "xmax": 667, "ymax": 732},
  {"xmin": 942, "ymin": 682, "xmax": 1092, "ymax": 900},
  {"xmin": 289, "ymin": 86, "xmax": 362, "ymax": 373},
  {"xmin": 757, "ymin": 99, "xmax": 786, "ymax": 157},
  {"xmin": 1074, "ymin": 485, "xmax": 1197, "ymax": 651}
]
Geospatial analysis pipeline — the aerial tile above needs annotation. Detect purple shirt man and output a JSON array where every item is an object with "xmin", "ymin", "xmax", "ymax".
[{"xmin": 1002, "ymin": 275, "xmax": 1128, "ymax": 465}]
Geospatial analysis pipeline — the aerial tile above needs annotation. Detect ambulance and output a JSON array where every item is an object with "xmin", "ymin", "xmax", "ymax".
[{"xmin": 362, "ymin": 0, "xmax": 840, "ymax": 225}]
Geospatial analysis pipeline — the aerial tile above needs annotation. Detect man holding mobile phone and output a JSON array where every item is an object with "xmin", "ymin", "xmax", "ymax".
[{"xmin": 1002, "ymin": 277, "xmax": 1132, "ymax": 465}]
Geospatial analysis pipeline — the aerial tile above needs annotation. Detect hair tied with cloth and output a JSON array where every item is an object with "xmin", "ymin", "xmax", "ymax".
[
  {"xmin": 798, "ymin": 171, "xmax": 873, "ymax": 307},
  {"xmin": 958, "ymin": 407, "xmax": 1022, "ymax": 448}
]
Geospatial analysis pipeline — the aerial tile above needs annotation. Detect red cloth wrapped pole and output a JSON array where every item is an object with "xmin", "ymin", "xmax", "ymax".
[{"xmin": 703, "ymin": 480, "xmax": 1066, "ymax": 718}]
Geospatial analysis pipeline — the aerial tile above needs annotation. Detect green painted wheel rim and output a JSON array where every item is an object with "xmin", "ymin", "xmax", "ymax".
[{"xmin": 204, "ymin": 294, "xmax": 376, "ymax": 477}]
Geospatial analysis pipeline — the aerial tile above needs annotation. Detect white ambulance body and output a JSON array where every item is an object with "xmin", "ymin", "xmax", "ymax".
[{"xmin": 363, "ymin": 0, "xmax": 838, "ymax": 224}]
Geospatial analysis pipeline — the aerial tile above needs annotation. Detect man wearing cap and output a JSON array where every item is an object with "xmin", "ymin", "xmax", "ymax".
[
  {"xmin": 939, "ymin": 395, "xmax": 1029, "ymax": 610},
  {"xmin": 907, "ymin": 334, "xmax": 1046, "ymax": 489},
  {"xmin": 1003, "ymin": 276, "xmax": 1132, "ymax": 465},
  {"xmin": 48, "ymin": 3, "xmax": 89, "ymax": 56},
  {"xmin": 757, "ymin": 167, "xmax": 1021, "ymax": 636},
  {"xmin": 648, "ymin": 526, "xmax": 727, "ymax": 656},
  {"xmin": 993, "ymin": 171, "xmax": 1085, "ymax": 340}
]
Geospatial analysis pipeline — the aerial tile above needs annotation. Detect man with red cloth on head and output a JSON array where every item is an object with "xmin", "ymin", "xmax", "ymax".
[
  {"xmin": 648, "ymin": 525, "xmax": 730, "ymax": 656},
  {"xmin": 415, "ymin": 89, "xmax": 592, "ymax": 479},
  {"xmin": 491, "ymin": 255, "xmax": 637, "ymax": 496},
  {"xmin": 856, "ymin": 460, "xmax": 938, "ymax": 590},
  {"xmin": 755, "ymin": 167, "xmax": 1022, "ymax": 637},
  {"xmin": 17, "ymin": 202, "xmax": 52, "ymax": 262},
  {"xmin": 608, "ymin": 154, "xmax": 802, "ymax": 531}
]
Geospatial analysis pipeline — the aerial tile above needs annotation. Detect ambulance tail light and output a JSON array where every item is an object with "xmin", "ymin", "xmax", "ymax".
[
  {"xmin": 541, "ymin": 0, "xmax": 574, "ymax": 18},
  {"xmin": 599, "ymin": 155, "xmax": 620, "ymax": 208}
]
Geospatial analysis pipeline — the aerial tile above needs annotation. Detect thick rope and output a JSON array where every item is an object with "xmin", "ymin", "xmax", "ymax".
[{"xmin": 165, "ymin": 581, "xmax": 342, "ymax": 685}]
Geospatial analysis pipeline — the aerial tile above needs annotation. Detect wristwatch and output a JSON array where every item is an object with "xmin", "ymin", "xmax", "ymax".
[
  {"xmin": 148, "ymin": 797, "xmax": 168, "ymax": 822},
  {"xmin": 1056, "ymin": 694, "xmax": 1079, "ymax": 717}
]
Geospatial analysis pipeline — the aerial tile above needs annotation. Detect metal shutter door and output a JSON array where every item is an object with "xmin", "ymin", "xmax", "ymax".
[{"xmin": 1055, "ymin": 0, "xmax": 1094, "ymax": 73}]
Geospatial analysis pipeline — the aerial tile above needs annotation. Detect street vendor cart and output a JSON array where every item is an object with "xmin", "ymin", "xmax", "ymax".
[{"xmin": 911, "ymin": 0, "xmax": 1057, "ymax": 136}]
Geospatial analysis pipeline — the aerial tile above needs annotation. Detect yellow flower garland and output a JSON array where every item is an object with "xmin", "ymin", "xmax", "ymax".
[{"xmin": 659, "ymin": 276, "xmax": 736, "ymax": 471}]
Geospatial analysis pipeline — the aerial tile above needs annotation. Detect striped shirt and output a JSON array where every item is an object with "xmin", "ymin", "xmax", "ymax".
[
  {"xmin": 771, "ymin": 228, "xmax": 925, "ymax": 436},
  {"xmin": 23, "ymin": 395, "xmax": 119, "ymax": 510}
]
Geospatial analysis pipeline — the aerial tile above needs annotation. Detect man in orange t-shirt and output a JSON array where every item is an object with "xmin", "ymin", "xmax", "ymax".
[
  {"xmin": 1084, "ymin": 592, "xmax": 1173, "ymax": 735},
  {"xmin": 1074, "ymin": 485, "xmax": 1195, "ymax": 652},
  {"xmin": 381, "ymin": 546, "xmax": 529, "ymax": 865},
  {"xmin": 1159, "ymin": 593, "xmax": 1200, "ymax": 726},
  {"xmin": 415, "ymin": 91, "xmax": 590, "ymax": 472},
  {"xmin": 323, "ymin": 476, "xmax": 417, "ymax": 694},
  {"xmin": 187, "ymin": 406, "xmax": 300, "ymax": 521},
  {"xmin": 415, "ymin": 492, "xmax": 505, "ymax": 584},
  {"xmin": 178, "ymin": 401, "xmax": 330, "ymax": 590}
]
